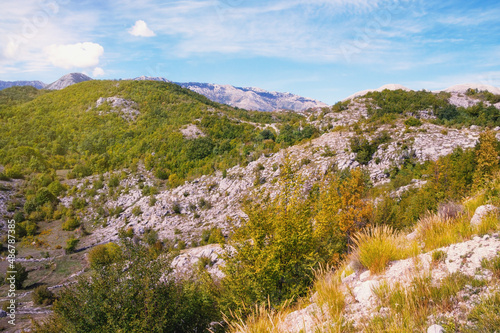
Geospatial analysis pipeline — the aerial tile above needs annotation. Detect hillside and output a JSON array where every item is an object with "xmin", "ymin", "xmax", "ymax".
[{"xmin": 2, "ymin": 83, "xmax": 500, "ymax": 331}]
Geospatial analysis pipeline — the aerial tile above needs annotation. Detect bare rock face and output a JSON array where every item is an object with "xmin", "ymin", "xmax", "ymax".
[
  {"xmin": 470, "ymin": 204, "xmax": 498, "ymax": 227},
  {"xmin": 0, "ymin": 80, "xmax": 46, "ymax": 90}
]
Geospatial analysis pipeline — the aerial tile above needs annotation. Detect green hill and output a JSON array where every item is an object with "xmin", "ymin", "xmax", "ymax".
[{"xmin": 0, "ymin": 80, "xmax": 312, "ymax": 184}]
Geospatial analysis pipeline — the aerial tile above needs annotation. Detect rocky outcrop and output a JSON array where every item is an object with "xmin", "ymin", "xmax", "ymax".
[
  {"xmin": 280, "ymin": 233, "xmax": 500, "ymax": 332},
  {"xmin": 93, "ymin": 96, "xmax": 140, "ymax": 121}
]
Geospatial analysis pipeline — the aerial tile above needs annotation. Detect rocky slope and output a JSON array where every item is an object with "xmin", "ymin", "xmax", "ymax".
[
  {"xmin": 61, "ymin": 97, "xmax": 493, "ymax": 249},
  {"xmin": 280, "ymin": 206, "xmax": 500, "ymax": 332}
]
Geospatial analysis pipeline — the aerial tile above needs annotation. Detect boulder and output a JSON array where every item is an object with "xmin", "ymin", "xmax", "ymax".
[
  {"xmin": 470, "ymin": 204, "xmax": 497, "ymax": 227},
  {"xmin": 427, "ymin": 324, "xmax": 444, "ymax": 333}
]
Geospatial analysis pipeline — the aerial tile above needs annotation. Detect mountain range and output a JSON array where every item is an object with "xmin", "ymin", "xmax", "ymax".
[{"xmin": 1, "ymin": 72, "xmax": 500, "ymax": 112}]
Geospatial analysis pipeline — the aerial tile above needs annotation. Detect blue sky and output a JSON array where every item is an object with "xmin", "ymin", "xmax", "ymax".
[{"xmin": 1, "ymin": 0, "xmax": 500, "ymax": 104}]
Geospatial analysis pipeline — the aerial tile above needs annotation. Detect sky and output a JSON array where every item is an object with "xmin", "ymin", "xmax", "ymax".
[{"xmin": 1, "ymin": 0, "xmax": 500, "ymax": 104}]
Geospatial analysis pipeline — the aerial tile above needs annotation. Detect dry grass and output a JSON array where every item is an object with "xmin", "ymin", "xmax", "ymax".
[
  {"xmin": 475, "ymin": 211, "xmax": 500, "ymax": 236},
  {"xmin": 416, "ymin": 213, "xmax": 473, "ymax": 252},
  {"xmin": 352, "ymin": 225, "xmax": 418, "ymax": 274},
  {"xmin": 222, "ymin": 300, "xmax": 290, "ymax": 333},
  {"xmin": 313, "ymin": 266, "xmax": 345, "ymax": 323},
  {"xmin": 368, "ymin": 271, "xmax": 479, "ymax": 332}
]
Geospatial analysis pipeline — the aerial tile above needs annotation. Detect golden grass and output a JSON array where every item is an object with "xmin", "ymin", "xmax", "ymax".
[
  {"xmin": 222, "ymin": 300, "xmax": 290, "ymax": 333},
  {"xmin": 352, "ymin": 225, "xmax": 418, "ymax": 274},
  {"xmin": 416, "ymin": 213, "xmax": 473, "ymax": 252},
  {"xmin": 313, "ymin": 265, "xmax": 345, "ymax": 323}
]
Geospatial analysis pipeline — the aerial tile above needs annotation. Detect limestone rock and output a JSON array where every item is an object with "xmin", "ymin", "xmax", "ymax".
[
  {"xmin": 470, "ymin": 204, "xmax": 497, "ymax": 227},
  {"xmin": 427, "ymin": 324, "xmax": 444, "ymax": 333}
]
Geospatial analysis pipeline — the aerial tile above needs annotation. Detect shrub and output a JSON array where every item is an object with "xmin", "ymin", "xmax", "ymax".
[
  {"xmin": 404, "ymin": 117, "xmax": 422, "ymax": 127},
  {"xmin": 48, "ymin": 181, "xmax": 66, "ymax": 197},
  {"xmin": 33, "ymin": 285, "xmax": 55, "ymax": 305},
  {"xmin": 64, "ymin": 237, "xmax": 79, "ymax": 254},
  {"xmin": 432, "ymin": 250, "xmax": 447, "ymax": 263},
  {"xmin": 132, "ymin": 206, "xmax": 142, "ymax": 216},
  {"xmin": 62, "ymin": 218, "xmax": 81, "ymax": 231},
  {"xmin": 4, "ymin": 165, "xmax": 23, "ymax": 179},
  {"xmin": 5, "ymin": 263, "xmax": 28, "ymax": 289},
  {"xmin": 88, "ymin": 243, "xmax": 122, "ymax": 269},
  {"xmin": 172, "ymin": 202, "xmax": 181, "ymax": 214},
  {"xmin": 108, "ymin": 175, "xmax": 120, "ymax": 188},
  {"xmin": 20, "ymin": 221, "xmax": 37, "ymax": 236},
  {"xmin": 33, "ymin": 242, "xmax": 220, "ymax": 332}
]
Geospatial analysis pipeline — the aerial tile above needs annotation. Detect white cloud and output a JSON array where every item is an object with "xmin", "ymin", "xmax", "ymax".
[
  {"xmin": 45, "ymin": 42, "xmax": 104, "ymax": 69},
  {"xmin": 128, "ymin": 20, "xmax": 156, "ymax": 37},
  {"xmin": 92, "ymin": 67, "xmax": 105, "ymax": 77}
]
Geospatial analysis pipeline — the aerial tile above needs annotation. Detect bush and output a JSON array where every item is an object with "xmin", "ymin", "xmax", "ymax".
[
  {"xmin": 404, "ymin": 117, "xmax": 422, "ymax": 127},
  {"xmin": 33, "ymin": 285, "xmax": 55, "ymax": 305},
  {"xmin": 5, "ymin": 263, "xmax": 28, "ymax": 289},
  {"xmin": 33, "ymin": 242, "xmax": 219, "ymax": 332},
  {"xmin": 108, "ymin": 175, "xmax": 120, "ymax": 188},
  {"xmin": 62, "ymin": 218, "xmax": 81, "ymax": 231},
  {"xmin": 64, "ymin": 237, "xmax": 79, "ymax": 254},
  {"xmin": 132, "ymin": 206, "xmax": 142, "ymax": 216},
  {"xmin": 88, "ymin": 243, "xmax": 122, "ymax": 269}
]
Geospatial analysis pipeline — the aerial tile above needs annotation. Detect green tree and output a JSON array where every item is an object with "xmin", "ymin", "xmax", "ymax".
[
  {"xmin": 221, "ymin": 160, "xmax": 317, "ymax": 311},
  {"xmin": 473, "ymin": 130, "xmax": 499, "ymax": 189}
]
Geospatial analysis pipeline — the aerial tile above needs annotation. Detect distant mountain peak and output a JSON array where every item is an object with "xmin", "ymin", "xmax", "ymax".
[
  {"xmin": 343, "ymin": 84, "xmax": 411, "ymax": 101},
  {"xmin": 46, "ymin": 73, "xmax": 93, "ymax": 90}
]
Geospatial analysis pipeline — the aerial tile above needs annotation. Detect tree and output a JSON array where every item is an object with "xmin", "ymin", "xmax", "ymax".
[
  {"xmin": 473, "ymin": 130, "xmax": 499, "ymax": 189},
  {"xmin": 221, "ymin": 160, "xmax": 317, "ymax": 311},
  {"xmin": 314, "ymin": 168, "xmax": 373, "ymax": 263}
]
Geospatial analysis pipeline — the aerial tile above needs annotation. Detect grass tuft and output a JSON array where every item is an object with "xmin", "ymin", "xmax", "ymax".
[
  {"xmin": 352, "ymin": 225, "xmax": 417, "ymax": 274},
  {"xmin": 416, "ymin": 213, "xmax": 473, "ymax": 252}
]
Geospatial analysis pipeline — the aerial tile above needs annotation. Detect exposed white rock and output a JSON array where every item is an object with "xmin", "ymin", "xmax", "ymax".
[
  {"xmin": 171, "ymin": 244, "xmax": 226, "ymax": 279},
  {"xmin": 94, "ymin": 96, "xmax": 140, "ymax": 121},
  {"xmin": 180, "ymin": 124, "xmax": 206, "ymax": 139},
  {"xmin": 470, "ymin": 204, "xmax": 498, "ymax": 227},
  {"xmin": 281, "ymin": 233, "xmax": 500, "ymax": 332},
  {"xmin": 427, "ymin": 324, "xmax": 444, "ymax": 333}
]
